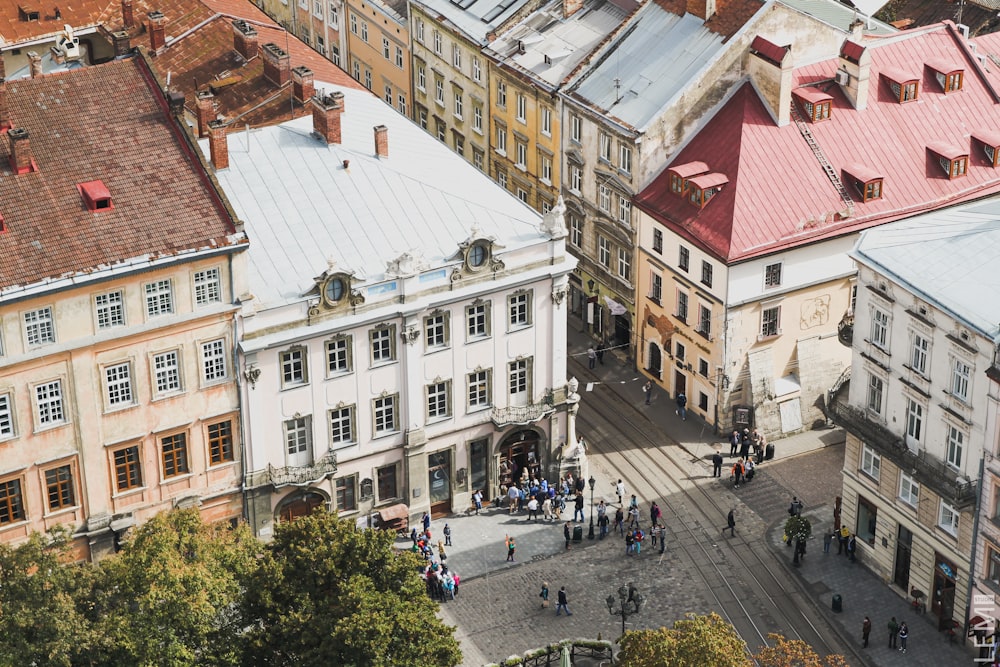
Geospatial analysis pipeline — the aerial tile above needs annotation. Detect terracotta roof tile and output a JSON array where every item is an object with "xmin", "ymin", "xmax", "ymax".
[
  {"xmin": 705, "ymin": 0, "xmax": 763, "ymax": 40},
  {"xmin": 0, "ymin": 56, "xmax": 241, "ymax": 292},
  {"xmin": 0, "ymin": 0, "xmax": 121, "ymax": 45}
]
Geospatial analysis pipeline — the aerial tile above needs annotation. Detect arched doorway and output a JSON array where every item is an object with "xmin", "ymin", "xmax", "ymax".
[
  {"xmin": 275, "ymin": 490, "xmax": 327, "ymax": 523},
  {"xmin": 647, "ymin": 342, "xmax": 662, "ymax": 378},
  {"xmin": 498, "ymin": 429, "xmax": 541, "ymax": 489}
]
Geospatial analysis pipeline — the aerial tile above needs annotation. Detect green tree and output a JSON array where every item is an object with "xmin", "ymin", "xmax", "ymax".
[
  {"xmin": 784, "ymin": 515, "xmax": 812, "ymax": 544},
  {"xmin": 617, "ymin": 612, "xmax": 751, "ymax": 667},
  {"xmin": 83, "ymin": 508, "xmax": 260, "ymax": 667},
  {"xmin": 0, "ymin": 527, "xmax": 96, "ymax": 667},
  {"xmin": 242, "ymin": 510, "xmax": 462, "ymax": 667},
  {"xmin": 755, "ymin": 633, "xmax": 848, "ymax": 667}
]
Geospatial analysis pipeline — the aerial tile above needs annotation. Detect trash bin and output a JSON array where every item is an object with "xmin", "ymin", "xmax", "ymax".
[
  {"xmin": 765, "ymin": 443, "xmax": 775, "ymax": 461},
  {"xmin": 573, "ymin": 525, "xmax": 584, "ymax": 542},
  {"xmin": 832, "ymin": 594, "xmax": 842, "ymax": 613}
]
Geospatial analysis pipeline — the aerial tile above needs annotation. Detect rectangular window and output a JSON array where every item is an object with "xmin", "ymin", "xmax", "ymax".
[
  {"xmin": 329, "ymin": 2, "xmax": 339, "ymax": 25},
  {"xmin": 95, "ymin": 291, "xmax": 125, "ymax": 329},
  {"xmin": 541, "ymin": 155, "xmax": 552, "ymax": 183},
  {"xmin": 350, "ymin": 12, "xmax": 357, "ymax": 33},
  {"xmin": 417, "ymin": 64, "xmax": 425, "ymax": 90},
  {"xmin": 899, "ymin": 472, "xmax": 919, "ymax": 506},
  {"xmin": 201, "ymin": 339, "xmax": 227, "ymax": 382},
  {"xmin": 280, "ymin": 348, "xmax": 307, "ymax": 387},
  {"xmin": 0, "ymin": 477, "xmax": 25, "ymax": 524},
  {"xmin": 947, "ymin": 425, "xmax": 964, "ymax": 469},
  {"xmin": 473, "ymin": 148, "xmax": 484, "ymax": 171},
  {"xmin": 618, "ymin": 196, "xmax": 631, "ymax": 224},
  {"xmin": 871, "ymin": 308, "xmax": 889, "ymax": 348},
  {"xmin": 432, "ymin": 29, "xmax": 441, "ymax": 53},
  {"xmin": 509, "ymin": 358, "xmax": 529, "ymax": 398},
  {"xmin": 652, "ymin": 229, "xmax": 662, "ymax": 254},
  {"xmin": 905, "ymin": 398, "xmax": 923, "ymax": 445},
  {"xmin": 361, "ymin": 20, "xmax": 368, "ymax": 42},
  {"xmin": 24, "ymin": 307, "xmax": 55, "ymax": 346},
  {"xmin": 161, "ymin": 432, "xmax": 189, "ymax": 478},
  {"xmin": 764, "ymin": 263, "xmax": 782, "ymax": 288},
  {"xmin": 377, "ymin": 465, "xmax": 398, "ymax": 501},
  {"xmin": 352, "ymin": 61, "xmax": 360, "ymax": 81},
  {"xmin": 617, "ymin": 248, "xmax": 631, "ymax": 281},
  {"xmin": 415, "ymin": 18, "xmax": 423, "ymax": 42},
  {"xmin": 0, "ymin": 393, "xmax": 13, "ymax": 438},
  {"xmin": 701, "ymin": 261, "xmax": 713, "ymax": 288},
  {"xmin": 939, "ymin": 501, "xmax": 959, "ymax": 536},
  {"xmin": 516, "ymin": 188, "xmax": 528, "ymax": 203},
  {"xmin": 619, "ymin": 144, "xmax": 632, "ymax": 174},
  {"xmin": 911, "ymin": 334, "xmax": 929, "ymax": 374},
  {"xmin": 395, "ymin": 46, "xmax": 403, "ymax": 68},
  {"xmin": 761, "ymin": 306, "xmax": 780, "ymax": 338},
  {"xmin": 383, "ymin": 37, "xmax": 391, "ymax": 59},
  {"xmin": 473, "ymin": 105, "xmax": 483, "ymax": 132},
  {"xmin": 598, "ymin": 185, "xmax": 610, "ymax": 212},
  {"xmin": 468, "ymin": 369, "xmax": 491, "ymax": 409},
  {"xmin": 570, "ymin": 216, "xmax": 582, "ymax": 248},
  {"xmin": 598, "ymin": 236, "xmax": 611, "ymax": 268},
  {"xmin": 435, "ymin": 79, "xmax": 444, "ymax": 104},
  {"xmin": 385, "ymin": 85, "xmax": 393, "ymax": 105},
  {"xmin": 113, "ymin": 445, "xmax": 142, "ymax": 492},
  {"xmin": 866, "ymin": 373, "xmax": 883, "ymax": 414},
  {"xmin": 326, "ymin": 336, "xmax": 353, "ymax": 374},
  {"xmin": 105, "ymin": 362, "xmax": 134, "ymax": 407},
  {"xmin": 153, "ymin": 350, "xmax": 181, "ymax": 394},
  {"xmin": 599, "ymin": 133, "xmax": 612, "ymax": 162},
  {"xmin": 329, "ymin": 405, "xmax": 355, "ymax": 445},
  {"xmin": 698, "ymin": 358, "xmax": 709, "ymax": 378},
  {"xmin": 952, "ymin": 358, "xmax": 971, "ymax": 401},
  {"xmin": 508, "ymin": 291, "xmax": 531, "ymax": 328},
  {"xmin": 472, "ymin": 56, "xmax": 481, "ymax": 82},
  {"xmin": 516, "ymin": 94, "xmax": 526, "ymax": 122},
  {"xmin": 541, "ymin": 107, "xmax": 551, "ymax": 135},
  {"xmin": 207, "ymin": 420, "xmax": 234, "ymax": 464},
  {"xmin": 466, "ymin": 301, "xmax": 490, "ymax": 339},
  {"xmin": 374, "ymin": 395, "xmax": 398, "ymax": 434},
  {"xmin": 497, "ymin": 170, "xmax": 507, "ymax": 189},
  {"xmin": 675, "ymin": 342, "xmax": 686, "ymax": 361},
  {"xmin": 427, "ymin": 381, "xmax": 451, "ymax": 419},
  {"xmin": 454, "ymin": 92, "xmax": 463, "ymax": 118},
  {"xmin": 570, "ymin": 114, "xmax": 581, "ymax": 142},
  {"xmin": 678, "ymin": 246, "xmax": 690, "ymax": 272},
  {"xmin": 194, "ymin": 268, "xmax": 222, "ymax": 305},
  {"xmin": 496, "ymin": 80, "xmax": 506, "ymax": 107},
  {"xmin": 45, "ymin": 465, "xmax": 75, "ymax": 511},
  {"xmin": 398, "ymin": 95, "xmax": 406, "ymax": 116},
  {"xmin": 35, "ymin": 380, "xmax": 64, "ymax": 425},
  {"xmin": 861, "ymin": 443, "xmax": 880, "ymax": 480},
  {"xmin": 425, "ymin": 312, "xmax": 449, "ymax": 349},
  {"xmin": 698, "ymin": 305, "xmax": 711, "ymax": 338},
  {"xmin": 144, "ymin": 279, "xmax": 174, "ymax": 317},
  {"xmin": 336, "ymin": 475, "xmax": 357, "ymax": 511},
  {"xmin": 988, "ymin": 544, "xmax": 1000, "ymax": 585},
  {"xmin": 570, "ymin": 165, "xmax": 581, "ymax": 192},
  {"xmin": 495, "ymin": 126, "xmax": 507, "ymax": 154},
  {"xmin": 676, "ymin": 291, "xmax": 688, "ymax": 322},
  {"xmin": 285, "ymin": 416, "xmax": 312, "ymax": 458},
  {"xmin": 515, "ymin": 141, "xmax": 527, "ymax": 168},
  {"xmin": 857, "ymin": 495, "xmax": 878, "ymax": 546},
  {"xmin": 370, "ymin": 326, "xmax": 396, "ymax": 364},
  {"xmin": 650, "ymin": 273, "xmax": 662, "ymax": 304}
]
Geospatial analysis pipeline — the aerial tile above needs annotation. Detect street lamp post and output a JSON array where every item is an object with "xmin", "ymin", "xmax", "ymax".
[
  {"xmin": 606, "ymin": 582, "xmax": 644, "ymax": 637},
  {"xmin": 587, "ymin": 476, "xmax": 596, "ymax": 540}
]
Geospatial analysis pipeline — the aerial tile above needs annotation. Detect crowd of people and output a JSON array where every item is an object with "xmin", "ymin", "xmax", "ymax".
[{"xmin": 412, "ymin": 513, "xmax": 462, "ymax": 603}]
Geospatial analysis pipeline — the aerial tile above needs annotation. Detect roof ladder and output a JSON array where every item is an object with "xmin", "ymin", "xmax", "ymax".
[{"xmin": 790, "ymin": 102, "xmax": 855, "ymax": 219}]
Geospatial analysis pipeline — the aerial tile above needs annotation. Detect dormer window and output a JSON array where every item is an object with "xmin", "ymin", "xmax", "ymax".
[
  {"xmin": 77, "ymin": 180, "xmax": 113, "ymax": 212},
  {"xmin": 928, "ymin": 142, "xmax": 968, "ymax": 179},
  {"xmin": 666, "ymin": 161, "xmax": 708, "ymax": 196},
  {"xmin": 972, "ymin": 131, "xmax": 1000, "ymax": 167},
  {"xmin": 843, "ymin": 163, "xmax": 884, "ymax": 202},
  {"xmin": 926, "ymin": 60, "xmax": 963, "ymax": 93},
  {"xmin": 792, "ymin": 88, "xmax": 832, "ymax": 122},
  {"xmin": 881, "ymin": 68, "xmax": 919, "ymax": 103},
  {"xmin": 686, "ymin": 172, "xmax": 728, "ymax": 208}
]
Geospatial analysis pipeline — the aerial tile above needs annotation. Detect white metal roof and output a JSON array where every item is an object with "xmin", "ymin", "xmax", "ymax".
[
  {"xmin": 202, "ymin": 84, "xmax": 545, "ymax": 307},
  {"xmin": 778, "ymin": 0, "xmax": 895, "ymax": 36},
  {"xmin": 411, "ymin": 0, "xmax": 537, "ymax": 44},
  {"xmin": 852, "ymin": 198, "xmax": 1000, "ymax": 341}
]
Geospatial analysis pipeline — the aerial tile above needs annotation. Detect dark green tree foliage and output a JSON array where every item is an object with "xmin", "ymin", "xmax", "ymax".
[{"xmin": 242, "ymin": 510, "xmax": 462, "ymax": 667}]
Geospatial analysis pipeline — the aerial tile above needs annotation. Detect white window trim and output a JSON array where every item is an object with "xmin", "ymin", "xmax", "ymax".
[
  {"xmin": 899, "ymin": 472, "xmax": 919, "ymax": 507},
  {"xmin": 861, "ymin": 443, "xmax": 880, "ymax": 481}
]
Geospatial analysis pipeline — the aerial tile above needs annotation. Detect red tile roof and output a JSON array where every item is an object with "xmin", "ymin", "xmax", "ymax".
[
  {"xmin": 0, "ymin": 55, "xmax": 243, "ymax": 292},
  {"xmin": 636, "ymin": 22, "xmax": 1000, "ymax": 264},
  {"xmin": 750, "ymin": 35, "xmax": 788, "ymax": 66},
  {"xmin": 0, "ymin": 0, "xmax": 121, "ymax": 45}
]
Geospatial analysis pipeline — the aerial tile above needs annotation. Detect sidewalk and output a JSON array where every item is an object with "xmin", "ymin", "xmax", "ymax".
[{"xmin": 565, "ymin": 328, "xmax": 973, "ymax": 666}]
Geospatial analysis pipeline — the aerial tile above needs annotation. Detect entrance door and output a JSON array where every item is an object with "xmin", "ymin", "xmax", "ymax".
[
  {"xmin": 277, "ymin": 492, "xmax": 325, "ymax": 522},
  {"xmin": 427, "ymin": 451, "xmax": 451, "ymax": 518},
  {"xmin": 614, "ymin": 314, "xmax": 630, "ymax": 348},
  {"xmin": 648, "ymin": 343, "xmax": 662, "ymax": 378},
  {"xmin": 932, "ymin": 554, "xmax": 958, "ymax": 630},
  {"xmin": 499, "ymin": 431, "xmax": 540, "ymax": 489},
  {"xmin": 674, "ymin": 370, "xmax": 686, "ymax": 398},
  {"xmin": 893, "ymin": 525, "xmax": 913, "ymax": 590},
  {"xmin": 779, "ymin": 398, "xmax": 803, "ymax": 433}
]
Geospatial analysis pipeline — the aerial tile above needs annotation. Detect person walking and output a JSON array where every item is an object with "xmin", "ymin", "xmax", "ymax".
[
  {"xmin": 723, "ymin": 509, "xmax": 736, "ymax": 536},
  {"xmin": 596, "ymin": 342, "xmax": 606, "ymax": 364},
  {"xmin": 556, "ymin": 587, "xmax": 572, "ymax": 616},
  {"xmin": 823, "ymin": 528, "xmax": 833, "ymax": 554},
  {"xmin": 898, "ymin": 621, "xmax": 908, "ymax": 653},
  {"xmin": 508, "ymin": 484, "xmax": 519, "ymax": 515},
  {"xmin": 542, "ymin": 496, "xmax": 553, "ymax": 521},
  {"xmin": 658, "ymin": 523, "xmax": 666, "ymax": 554},
  {"xmin": 614, "ymin": 507, "xmax": 624, "ymax": 536},
  {"xmin": 472, "ymin": 489, "xmax": 483, "ymax": 515},
  {"xmin": 888, "ymin": 616, "xmax": 899, "ymax": 649},
  {"xmin": 437, "ymin": 539, "xmax": 448, "ymax": 563},
  {"xmin": 526, "ymin": 496, "xmax": 539, "ymax": 521},
  {"xmin": 422, "ymin": 512, "xmax": 431, "ymax": 532},
  {"xmin": 573, "ymin": 493, "xmax": 585, "ymax": 522},
  {"xmin": 597, "ymin": 500, "xmax": 607, "ymax": 523},
  {"xmin": 616, "ymin": 479, "xmax": 626, "ymax": 505},
  {"xmin": 732, "ymin": 459, "xmax": 744, "ymax": 489},
  {"xmin": 847, "ymin": 534, "xmax": 857, "ymax": 562},
  {"xmin": 587, "ymin": 345, "xmax": 597, "ymax": 369},
  {"xmin": 539, "ymin": 582, "xmax": 550, "ymax": 609},
  {"xmin": 625, "ymin": 529, "xmax": 635, "ymax": 555},
  {"xmin": 444, "ymin": 523, "xmax": 452, "ymax": 546},
  {"xmin": 729, "ymin": 430, "xmax": 741, "ymax": 458},
  {"xmin": 838, "ymin": 525, "xmax": 850, "ymax": 555},
  {"xmin": 862, "ymin": 616, "xmax": 871, "ymax": 648},
  {"xmin": 650, "ymin": 501, "xmax": 662, "ymax": 529},
  {"xmin": 598, "ymin": 511, "xmax": 610, "ymax": 539},
  {"xmin": 712, "ymin": 451, "xmax": 723, "ymax": 477},
  {"xmin": 505, "ymin": 535, "xmax": 516, "ymax": 562},
  {"xmin": 644, "ymin": 380, "xmax": 653, "ymax": 405},
  {"xmin": 633, "ymin": 528, "xmax": 644, "ymax": 555},
  {"xmin": 564, "ymin": 521, "xmax": 572, "ymax": 551},
  {"xmin": 675, "ymin": 392, "xmax": 687, "ymax": 420},
  {"xmin": 628, "ymin": 504, "xmax": 640, "ymax": 530}
]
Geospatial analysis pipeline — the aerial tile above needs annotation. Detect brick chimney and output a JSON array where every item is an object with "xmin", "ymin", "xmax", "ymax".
[
  {"xmin": 208, "ymin": 120, "xmax": 228, "ymax": 170},
  {"xmin": 261, "ymin": 43, "xmax": 291, "ymax": 87},
  {"xmin": 292, "ymin": 66, "xmax": 314, "ymax": 104},
  {"xmin": 147, "ymin": 11, "xmax": 166, "ymax": 54},
  {"xmin": 0, "ymin": 84, "xmax": 8, "ymax": 131},
  {"xmin": 562, "ymin": 0, "xmax": 582, "ymax": 19},
  {"xmin": 122, "ymin": 0, "xmax": 135, "ymax": 29},
  {"xmin": 8, "ymin": 128, "xmax": 34, "ymax": 174},
  {"xmin": 374, "ymin": 125, "xmax": 388, "ymax": 158},
  {"xmin": 196, "ymin": 90, "xmax": 215, "ymax": 137},
  {"xmin": 311, "ymin": 92, "xmax": 344, "ymax": 145},
  {"xmin": 112, "ymin": 30, "xmax": 131, "ymax": 57},
  {"xmin": 232, "ymin": 19, "xmax": 259, "ymax": 61},
  {"xmin": 686, "ymin": 0, "xmax": 716, "ymax": 20},
  {"xmin": 747, "ymin": 36, "xmax": 793, "ymax": 126},
  {"xmin": 839, "ymin": 40, "xmax": 871, "ymax": 111},
  {"xmin": 27, "ymin": 51, "xmax": 42, "ymax": 78}
]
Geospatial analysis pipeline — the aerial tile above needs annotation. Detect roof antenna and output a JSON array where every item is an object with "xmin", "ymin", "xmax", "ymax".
[{"xmin": 614, "ymin": 77, "xmax": 621, "ymax": 104}]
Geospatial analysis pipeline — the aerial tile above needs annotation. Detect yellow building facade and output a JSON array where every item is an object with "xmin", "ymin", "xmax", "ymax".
[{"xmin": 344, "ymin": 0, "xmax": 411, "ymax": 116}]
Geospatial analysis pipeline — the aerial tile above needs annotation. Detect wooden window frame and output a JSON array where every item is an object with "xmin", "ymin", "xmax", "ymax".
[
  {"xmin": 44, "ymin": 463, "xmax": 75, "ymax": 512},
  {"xmin": 161, "ymin": 432, "xmax": 190, "ymax": 479},
  {"xmin": 113, "ymin": 445, "xmax": 143, "ymax": 493},
  {"xmin": 0, "ymin": 475, "xmax": 26, "ymax": 525},
  {"xmin": 207, "ymin": 420, "xmax": 235, "ymax": 465}
]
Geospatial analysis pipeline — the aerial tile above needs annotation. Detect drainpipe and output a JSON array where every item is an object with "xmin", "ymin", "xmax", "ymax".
[{"xmin": 964, "ymin": 453, "xmax": 986, "ymax": 645}]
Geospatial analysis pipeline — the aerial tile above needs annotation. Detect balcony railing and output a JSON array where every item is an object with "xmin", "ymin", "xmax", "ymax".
[
  {"xmin": 265, "ymin": 450, "xmax": 338, "ymax": 489},
  {"xmin": 830, "ymin": 401, "xmax": 976, "ymax": 508},
  {"xmin": 837, "ymin": 311, "xmax": 854, "ymax": 347},
  {"xmin": 492, "ymin": 392, "xmax": 555, "ymax": 428}
]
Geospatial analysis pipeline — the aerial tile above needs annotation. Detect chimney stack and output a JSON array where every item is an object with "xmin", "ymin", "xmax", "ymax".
[
  {"xmin": 122, "ymin": 0, "xmax": 135, "ymax": 29},
  {"xmin": 686, "ymin": 0, "xmax": 716, "ymax": 20},
  {"xmin": 747, "ymin": 36, "xmax": 793, "ymax": 126},
  {"xmin": 8, "ymin": 128, "xmax": 34, "ymax": 174},
  {"xmin": 839, "ymin": 40, "xmax": 870, "ymax": 111},
  {"xmin": 311, "ymin": 92, "xmax": 345, "ymax": 145},
  {"xmin": 562, "ymin": 0, "xmax": 582, "ymax": 19},
  {"xmin": 27, "ymin": 51, "xmax": 42, "ymax": 78},
  {"xmin": 147, "ymin": 11, "xmax": 166, "ymax": 54},
  {"xmin": 261, "ymin": 43, "xmax": 291, "ymax": 87},
  {"xmin": 0, "ymin": 58, "xmax": 7, "ymax": 129},
  {"xmin": 111, "ymin": 30, "xmax": 131, "ymax": 56},
  {"xmin": 292, "ymin": 66, "xmax": 315, "ymax": 104},
  {"xmin": 208, "ymin": 120, "xmax": 229, "ymax": 170},
  {"xmin": 196, "ymin": 90, "xmax": 215, "ymax": 138},
  {"xmin": 374, "ymin": 125, "xmax": 388, "ymax": 158},
  {"xmin": 232, "ymin": 19, "xmax": 259, "ymax": 61}
]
